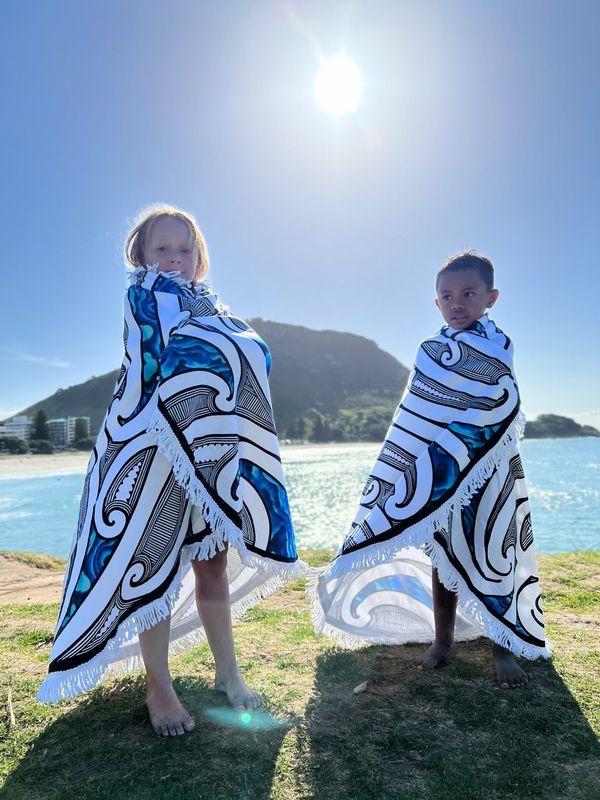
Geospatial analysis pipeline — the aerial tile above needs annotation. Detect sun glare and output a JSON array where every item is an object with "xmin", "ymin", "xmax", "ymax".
[{"xmin": 314, "ymin": 57, "xmax": 363, "ymax": 115}]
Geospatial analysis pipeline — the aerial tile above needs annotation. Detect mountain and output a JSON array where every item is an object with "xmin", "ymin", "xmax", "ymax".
[
  {"xmin": 10, "ymin": 319, "xmax": 410, "ymax": 442},
  {"xmin": 249, "ymin": 319, "xmax": 409, "ymax": 439},
  {"xmin": 9, "ymin": 325, "xmax": 600, "ymax": 442}
]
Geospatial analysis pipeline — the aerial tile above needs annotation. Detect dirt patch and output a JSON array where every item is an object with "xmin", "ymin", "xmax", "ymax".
[{"xmin": 0, "ymin": 554, "xmax": 64, "ymax": 605}]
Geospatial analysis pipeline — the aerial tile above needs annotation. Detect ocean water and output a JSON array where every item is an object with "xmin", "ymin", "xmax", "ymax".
[
  {"xmin": 284, "ymin": 439, "xmax": 600, "ymax": 554},
  {"xmin": 0, "ymin": 439, "xmax": 598, "ymax": 558}
]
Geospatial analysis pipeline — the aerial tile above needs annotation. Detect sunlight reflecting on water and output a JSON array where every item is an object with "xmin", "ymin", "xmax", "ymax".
[{"xmin": 0, "ymin": 439, "xmax": 598, "ymax": 556}]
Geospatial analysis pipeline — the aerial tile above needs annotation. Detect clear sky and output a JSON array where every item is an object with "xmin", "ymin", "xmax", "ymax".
[{"xmin": 1, "ymin": 0, "xmax": 599, "ymax": 428}]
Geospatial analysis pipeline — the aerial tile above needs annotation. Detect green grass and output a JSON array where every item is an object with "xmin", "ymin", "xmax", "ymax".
[{"xmin": 1, "ymin": 549, "xmax": 598, "ymax": 800}]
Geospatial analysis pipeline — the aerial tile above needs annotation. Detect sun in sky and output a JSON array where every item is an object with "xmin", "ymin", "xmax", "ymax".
[{"xmin": 314, "ymin": 57, "xmax": 363, "ymax": 115}]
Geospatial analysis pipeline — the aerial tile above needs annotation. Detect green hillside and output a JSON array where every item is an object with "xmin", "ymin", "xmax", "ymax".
[
  {"xmin": 250, "ymin": 318, "xmax": 409, "ymax": 440},
  {"xmin": 11, "ymin": 319, "xmax": 410, "ymax": 442}
]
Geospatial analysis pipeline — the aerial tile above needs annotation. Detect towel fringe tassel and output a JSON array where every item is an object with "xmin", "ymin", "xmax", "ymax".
[
  {"xmin": 307, "ymin": 412, "xmax": 551, "ymax": 661},
  {"xmin": 37, "ymin": 542, "xmax": 303, "ymax": 704},
  {"xmin": 37, "ymin": 408, "xmax": 306, "ymax": 704}
]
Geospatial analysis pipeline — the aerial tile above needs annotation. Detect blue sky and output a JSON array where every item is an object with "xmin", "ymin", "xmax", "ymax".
[{"xmin": 1, "ymin": 0, "xmax": 599, "ymax": 428}]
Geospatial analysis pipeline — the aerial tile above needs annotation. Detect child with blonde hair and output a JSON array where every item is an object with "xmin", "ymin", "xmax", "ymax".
[{"xmin": 39, "ymin": 205, "xmax": 301, "ymax": 735}]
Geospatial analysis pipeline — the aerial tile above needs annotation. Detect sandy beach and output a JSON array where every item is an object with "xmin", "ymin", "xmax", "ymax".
[{"xmin": 0, "ymin": 451, "xmax": 90, "ymax": 478}]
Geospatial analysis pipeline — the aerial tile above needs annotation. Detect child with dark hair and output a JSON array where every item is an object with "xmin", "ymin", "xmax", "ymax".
[{"xmin": 310, "ymin": 251, "xmax": 549, "ymax": 688}]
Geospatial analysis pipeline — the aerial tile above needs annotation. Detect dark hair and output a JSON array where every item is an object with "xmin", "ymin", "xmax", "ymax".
[{"xmin": 436, "ymin": 250, "xmax": 495, "ymax": 291}]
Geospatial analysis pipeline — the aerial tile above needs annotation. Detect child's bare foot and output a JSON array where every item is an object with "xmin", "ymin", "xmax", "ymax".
[
  {"xmin": 215, "ymin": 667, "xmax": 262, "ymax": 712},
  {"xmin": 419, "ymin": 641, "xmax": 457, "ymax": 669},
  {"xmin": 146, "ymin": 678, "xmax": 196, "ymax": 737},
  {"xmin": 493, "ymin": 644, "xmax": 528, "ymax": 689}
]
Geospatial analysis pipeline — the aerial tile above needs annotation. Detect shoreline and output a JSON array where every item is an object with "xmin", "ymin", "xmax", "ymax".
[
  {"xmin": 0, "ymin": 451, "xmax": 90, "ymax": 478},
  {"xmin": 0, "ymin": 436, "xmax": 597, "ymax": 478}
]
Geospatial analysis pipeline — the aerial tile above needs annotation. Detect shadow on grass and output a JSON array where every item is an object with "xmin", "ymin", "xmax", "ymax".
[
  {"xmin": 2, "ymin": 676, "xmax": 291, "ymax": 800},
  {"xmin": 298, "ymin": 640, "xmax": 600, "ymax": 800}
]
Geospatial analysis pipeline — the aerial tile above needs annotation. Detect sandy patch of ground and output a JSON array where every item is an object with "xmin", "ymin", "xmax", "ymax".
[{"xmin": 0, "ymin": 554, "xmax": 64, "ymax": 605}]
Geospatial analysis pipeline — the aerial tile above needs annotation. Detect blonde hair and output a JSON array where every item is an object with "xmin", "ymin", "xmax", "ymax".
[{"xmin": 125, "ymin": 204, "xmax": 210, "ymax": 283}]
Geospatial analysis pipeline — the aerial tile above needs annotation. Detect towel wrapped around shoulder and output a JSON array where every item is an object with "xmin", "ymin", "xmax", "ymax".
[
  {"xmin": 309, "ymin": 315, "xmax": 549, "ymax": 660},
  {"xmin": 38, "ymin": 267, "xmax": 302, "ymax": 703}
]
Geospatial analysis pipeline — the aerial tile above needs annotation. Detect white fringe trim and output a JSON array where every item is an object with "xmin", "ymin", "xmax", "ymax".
[
  {"xmin": 128, "ymin": 265, "xmax": 195, "ymax": 290},
  {"xmin": 37, "ymin": 408, "xmax": 306, "ymax": 704},
  {"xmin": 37, "ymin": 540, "xmax": 304, "ymax": 704},
  {"xmin": 307, "ymin": 412, "xmax": 552, "ymax": 661},
  {"xmin": 147, "ymin": 407, "xmax": 303, "ymax": 578}
]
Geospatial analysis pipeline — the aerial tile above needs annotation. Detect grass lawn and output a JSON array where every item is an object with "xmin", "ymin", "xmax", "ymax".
[{"xmin": 1, "ymin": 549, "xmax": 598, "ymax": 800}]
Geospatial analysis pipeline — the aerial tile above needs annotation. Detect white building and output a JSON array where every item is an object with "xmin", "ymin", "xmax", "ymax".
[
  {"xmin": 67, "ymin": 416, "xmax": 91, "ymax": 444},
  {"xmin": 48, "ymin": 418, "xmax": 68, "ymax": 448},
  {"xmin": 0, "ymin": 416, "xmax": 32, "ymax": 441},
  {"xmin": 0, "ymin": 414, "xmax": 92, "ymax": 447}
]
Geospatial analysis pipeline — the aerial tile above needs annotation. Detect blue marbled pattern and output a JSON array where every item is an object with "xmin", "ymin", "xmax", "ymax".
[
  {"xmin": 350, "ymin": 575, "xmax": 433, "ymax": 618},
  {"xmin": 239, "ymin": 460, "xmax": 296, "ymax": 560},
  {"xmin": 57, "ymin": 525, "xmax": 120, "ymax": 635},
  {"xmin": 161, "ymin": 334, "xmax": 235, "ymax": 394}
]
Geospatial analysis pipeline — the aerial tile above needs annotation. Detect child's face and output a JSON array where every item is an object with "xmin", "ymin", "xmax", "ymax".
[
  {"xmin": 144, "ymin": 216, "xmax": 199, "ymax": 281},
  {"xmin": 435, "ymin": 269, "xmax": 499, "ymax": 330}
]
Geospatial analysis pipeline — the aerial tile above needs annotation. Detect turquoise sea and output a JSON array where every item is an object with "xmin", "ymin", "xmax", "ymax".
[{"xmin": 0, "ymin": 439, "xmax": 598, "ymax": 558}]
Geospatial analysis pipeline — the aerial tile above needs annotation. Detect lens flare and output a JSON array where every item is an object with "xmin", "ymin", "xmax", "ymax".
[{"xmin": 202, "ymin": 707, "xmax": 287, "ymax": 731}]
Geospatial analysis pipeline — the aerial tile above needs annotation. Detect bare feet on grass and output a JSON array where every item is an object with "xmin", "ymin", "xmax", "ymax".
[
  {"xmin": 146, "ymin": 678, "xmax": 196, "ymax": 737},
  {"xmin": 493, "ymin": 644, "xmax": 528, "ymax": 689},
  {"xmin": 418, "ymin": 641, "xmax": 457, "ymax": 670},
  {"xmin": 215, "ymin": 666, "xmax": 262, "ymax": 712}
]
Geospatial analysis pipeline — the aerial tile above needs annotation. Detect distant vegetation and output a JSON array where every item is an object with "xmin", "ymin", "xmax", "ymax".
[
  {"xmin": 524, "ymin": 414, "xmax": 600, "ymax": 439},
  {"xmin": 4, "ymin": 322, "xmax": 598, "ymax": 443},
  {"xmin": 28, "ymin": 410, "xmax": 55, "ymax": 454}
]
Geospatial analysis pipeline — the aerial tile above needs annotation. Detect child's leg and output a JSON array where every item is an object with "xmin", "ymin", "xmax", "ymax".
[
  {"xmin": 139, "ymin": 616, "xmax": 196, "ymax": 736},
  {"xmin": 419, "ymin": 568, "xmax": 458, "ymax": 669},
  {"xmin": 492, "ymin": 644, "xmax": 528, "ymax": 689},
  {"xmin": 192, "ymin": 546, "xmax": 262, "ymax": 712},
  {"xmin": 419, "ymin": 569, "xmax": 529, "ymax": 686}
]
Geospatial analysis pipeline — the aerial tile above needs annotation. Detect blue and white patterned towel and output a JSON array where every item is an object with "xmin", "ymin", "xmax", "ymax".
[
  {"xmin": 38, "ymin": 267, "xmax": 301, "ymax": 702},
  {"xmin": 309, "ymin": 315, "xmax": 549, "ymax": 660}
]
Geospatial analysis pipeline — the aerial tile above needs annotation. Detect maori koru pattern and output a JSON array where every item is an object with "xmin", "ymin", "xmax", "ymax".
[
  {"xmin": 312, "ymin": 315, "xmax": 547, "ymax": 658},
  {"xmin": 39, "ymin": 268, "xmax": 298, "ymax": 701}
]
